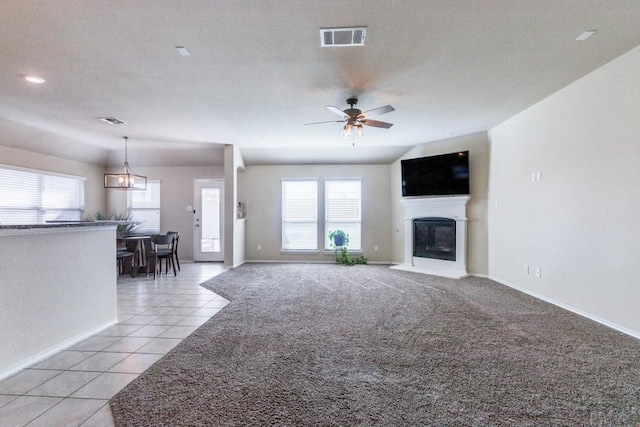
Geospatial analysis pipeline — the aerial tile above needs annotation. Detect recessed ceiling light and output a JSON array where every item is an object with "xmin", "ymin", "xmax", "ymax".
[
  {"xmin": 576, "ymin": 30, "xmax": 597, "ymax": 41},
  {"xmin": 175, "ymin": 46, "xmax": 191, "ymax": 56},
  {"xmin": 23, "ymin": 75, "xmax": 45, "ymax": 84}
]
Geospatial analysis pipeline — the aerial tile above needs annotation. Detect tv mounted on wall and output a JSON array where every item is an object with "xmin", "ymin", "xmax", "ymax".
[{"xmin": 401, "ymin": 151, "xmax": 470, "ymax": 197}]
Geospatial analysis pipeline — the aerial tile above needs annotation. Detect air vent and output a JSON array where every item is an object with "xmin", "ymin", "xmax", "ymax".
[
  {"xmin": 97, "ymin": 117, "xmax": 127, "ymax": 125},
  {"xmin": 320, "ymin": 27, "xmax": 367, "ymax": 47}
]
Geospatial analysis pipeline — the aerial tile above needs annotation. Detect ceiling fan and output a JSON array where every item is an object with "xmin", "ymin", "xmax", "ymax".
[{"xmin": 305, "ymin": 97, "xmax": 395, "ymax": 138}]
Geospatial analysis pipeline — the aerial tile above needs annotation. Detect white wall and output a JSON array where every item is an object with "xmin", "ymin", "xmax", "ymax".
[
  {"xmin": 238, "ymin": 164, "xmax": 393, "ymax": 263},
  {"xmin": 390, "ymin": 133, "xmax": 490, "ymax": 276},
  {"xmin": 107, "ymin": 165, "xmax": 225, "ymax": 261},
  {"xmin": 488, "ymin": 45, "xmax": 640, "ymax": 336},
  {"xmin": 0, "ymin": 145, "xmax": 106, "ymax": 215},
  {"xmin": 224, "ymin": 145, "xmax": 246, "ymax": 267}
]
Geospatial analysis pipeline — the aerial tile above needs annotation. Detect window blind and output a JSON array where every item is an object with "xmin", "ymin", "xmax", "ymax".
[
  {"xmin": 128, "ymin": 180, "xmax": 161, "ymax": 234},
  {"xmin": 325, "ymin": 179, "xmax": 361, "ymax": 250},
  {"xmin": 282, "ymin": 180, "xmax": 317, "ymax": 251},
  {"xmin": 0, "ymin": 166, "xmax": 84, "ymax": 224}
]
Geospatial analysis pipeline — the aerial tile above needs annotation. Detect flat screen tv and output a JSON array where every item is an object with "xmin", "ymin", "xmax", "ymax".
[{"xmin": 401, "ymin": 151, "xmax": 470, "ymax": 197}]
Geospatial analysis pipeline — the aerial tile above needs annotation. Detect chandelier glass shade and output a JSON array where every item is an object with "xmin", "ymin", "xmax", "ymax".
[{"xmin": 104, "ymin": 136, "xmax": 147, "ymax": 190}]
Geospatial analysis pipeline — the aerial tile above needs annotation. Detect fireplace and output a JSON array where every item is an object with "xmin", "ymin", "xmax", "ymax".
[
  {"xmin": 413, "ymin": 217, "xmax": 456, "ymax": 261},
  {"xmin": 391, "ymin": 196, "xmax": 469, "ymax": 279}
]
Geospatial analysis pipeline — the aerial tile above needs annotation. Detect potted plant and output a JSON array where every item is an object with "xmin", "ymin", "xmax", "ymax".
[
  {"xmin": 329, "ymin": 229, "xmax": 347, "ymax": 249},
  {"xmin": 86, "ymin": 210, "xmax": 141, "ymax": 238},
  {"xmin": 328, "ymin": 230, "xmax": 367, "ymax": 265},
  {"xmin": 111, "ymin": 211, "xmax": 141, "ymax": 236}
]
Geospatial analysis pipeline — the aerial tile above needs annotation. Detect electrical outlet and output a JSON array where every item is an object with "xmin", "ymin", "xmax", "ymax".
[
  {"xmin": 535, "ymin": 267, "xmax": 542, "ymax": 278},
  {"xmin": 257, "ymin": 244, "xmax": 261, "ymax": 251},
  {"xmin": 374, "ymin": 245, "xmax": 379, "ymax": 251},
  {"xmin": 524, "ymin": 264, "xmax": 529, "ymax": 274}
]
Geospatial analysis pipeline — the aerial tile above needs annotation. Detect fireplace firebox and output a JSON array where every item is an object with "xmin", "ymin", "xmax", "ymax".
[
  {"xmin": 413, "ymin": 217, "xmax": 456, "ymax": 261},
  {"xmin": 391, "ymin": 196, "xmax": 469, "ymax": 279}
]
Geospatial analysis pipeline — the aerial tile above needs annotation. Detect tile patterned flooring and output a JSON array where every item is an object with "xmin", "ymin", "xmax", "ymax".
[{"xmin": 0, "ymin": 262, "xmax": 228, "ymax": 427}]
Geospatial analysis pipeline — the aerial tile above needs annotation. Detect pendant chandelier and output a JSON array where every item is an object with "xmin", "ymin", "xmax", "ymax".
[{"xmin": 104, "ymin": 136, "xmax": 147, "ymax": 190}]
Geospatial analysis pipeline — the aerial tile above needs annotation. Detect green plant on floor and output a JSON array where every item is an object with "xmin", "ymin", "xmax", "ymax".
[{"xmin": 328, "ymin": 230, "xmax": 367, "ymax": 266}]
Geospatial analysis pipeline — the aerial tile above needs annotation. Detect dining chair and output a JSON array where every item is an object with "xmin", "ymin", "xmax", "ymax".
[
  {"xmin": 150, "ymin": 234, "xmax": 176, "ymax": 276},
  {"xmin": 167, "ymin": 231, "xmax": 180, "ymax": 271},
  {"xmin": 116, "ymin": 250, "xmax": 134, "ymax": 277},
  {"xmin": 142, "ymin": 238, "xmax": 158, "ymax": 279}
]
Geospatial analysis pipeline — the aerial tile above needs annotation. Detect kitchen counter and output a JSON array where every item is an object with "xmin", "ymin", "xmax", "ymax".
[{"xmin": 0, "ymin": 223, "xmax": 118, "ymax": 379}]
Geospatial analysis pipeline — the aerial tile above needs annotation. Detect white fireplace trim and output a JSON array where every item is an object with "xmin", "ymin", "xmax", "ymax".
[{"xmin": 391, "ymin": 196, "xmax": 470, "ymax": 279}]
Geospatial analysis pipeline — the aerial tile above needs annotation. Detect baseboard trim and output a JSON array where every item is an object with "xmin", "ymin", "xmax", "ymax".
[
  {"xmin": 489, "ymin": 276, "xmax": 640, "ymax": 340},
  {"xmin": 244, "ymin": 259, "xmax": 393, "ymax": 265},
  {"xmin": 0, "ymin": 318, "xmax": 118, "ymax": 381}
]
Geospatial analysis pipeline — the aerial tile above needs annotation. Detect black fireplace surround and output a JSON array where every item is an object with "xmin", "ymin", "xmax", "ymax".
[{"xmin": 413, "ymin": 217, "xmax": 456, "ymax": 261}]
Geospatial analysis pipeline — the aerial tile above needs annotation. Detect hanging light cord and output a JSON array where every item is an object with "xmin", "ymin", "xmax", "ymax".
[{"xmin": 123, "ymin": 136, "xmax": 129, "ymax": 164}]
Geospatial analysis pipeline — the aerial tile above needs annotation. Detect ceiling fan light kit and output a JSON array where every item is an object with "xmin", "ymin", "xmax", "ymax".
[
  {"xmin": 343, "ymin": 123, "xmax": 363, "ymax": 138},
  {"xmin": 306, "ymin": 97, "xmax": 394, "ymax": 141}
]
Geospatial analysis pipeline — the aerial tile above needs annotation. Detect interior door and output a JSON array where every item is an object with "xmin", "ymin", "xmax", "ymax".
[{"xmin": 193, "ymin": 179, "xmax": 224, "ymax": 262}]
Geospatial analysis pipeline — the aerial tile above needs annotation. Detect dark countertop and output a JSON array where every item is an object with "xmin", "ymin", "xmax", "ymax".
[{"xmin": 0, "ymin": 221, "xmax": 123, "ymax": 230}]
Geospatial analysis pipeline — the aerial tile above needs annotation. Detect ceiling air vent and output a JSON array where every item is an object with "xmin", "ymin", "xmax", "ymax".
[
  {"xmin": 320, "ymin": 27, "xmax": 367, "ymax": 47},
  {"xmin": 97, "ymin": 117, "xmax": 127, "ymax": 125}
]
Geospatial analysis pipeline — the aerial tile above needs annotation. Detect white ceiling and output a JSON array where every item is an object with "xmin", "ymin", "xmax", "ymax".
[{"xmin": 1, "ymin": 1, "xmax": 640, "ymax": 167}]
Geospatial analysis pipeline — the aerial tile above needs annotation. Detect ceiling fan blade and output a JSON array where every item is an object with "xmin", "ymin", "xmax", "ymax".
[
  {"xmin": 326, "ymin": 106, "xmax": 348, "ymax": 118},
  {"xmin": 360, "ymin": 119, "xmax": 393, "ymax": 129},
  {"xmin": 361, "ymin": 105, "xmax": 395, "ymax": 117},
  {"xmin": 305, "ymin": 119, "xmax": 344, "ymax": 126}
]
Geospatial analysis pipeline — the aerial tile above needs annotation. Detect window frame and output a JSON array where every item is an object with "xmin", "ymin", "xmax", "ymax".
[
  {"xmin": 324, "ymin": 179, "xmax": 362, "ymax": 251},
  {"xmin": 127, "ymin": 179, "xmax": 161, "ymax": 234},
  {"xmin": 281, "ymin": 179, "xmax": 319, "ymax": 253},
  {"xmin": 0, "ymin": 164, "xmax": 85, "ymax": 225}
]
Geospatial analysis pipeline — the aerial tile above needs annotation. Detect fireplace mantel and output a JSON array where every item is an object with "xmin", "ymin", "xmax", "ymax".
[{"xmin": 391, "ymin": 196, "xmax": 470, "ymax": 279}]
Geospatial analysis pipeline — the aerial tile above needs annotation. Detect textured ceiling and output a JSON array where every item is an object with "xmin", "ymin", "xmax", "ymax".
[{"xmin": 1, "ymin": 1, "xmax": 640, "ymax": 166}]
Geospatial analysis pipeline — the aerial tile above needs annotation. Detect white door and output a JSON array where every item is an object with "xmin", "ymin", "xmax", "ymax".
[{"xmin": 193, "ymin": 179, "xmax": 224, "ymax": 262}]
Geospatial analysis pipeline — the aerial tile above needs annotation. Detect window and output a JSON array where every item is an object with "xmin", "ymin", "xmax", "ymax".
[
  {"xmin": 325, "ymin": 180, "xmax": 361, "ymax": 250},
  {"xmin": 0, "ymin": 165, "xmax": 84, "ymax": 224},
  {"xmin": 282, "ymin": 180, "xmax": 317, "ymax": 251},
  {"xmin": 128, "ymin": 180, "xmax": 161, "ymax": 234}
]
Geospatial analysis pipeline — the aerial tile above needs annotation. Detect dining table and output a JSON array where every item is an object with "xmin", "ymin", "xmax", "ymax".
[{"xmin": 118, "ymin": 234, "xmax": 151, "ymax": 277}]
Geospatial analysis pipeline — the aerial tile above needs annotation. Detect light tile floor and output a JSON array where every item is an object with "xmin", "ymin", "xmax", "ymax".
[{"xmin": 0, "ymin": 262, "xmax": 228, "ymax": 427}]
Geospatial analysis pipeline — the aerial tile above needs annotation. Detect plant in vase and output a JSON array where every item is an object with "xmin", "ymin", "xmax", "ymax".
[
  {"xmin": 85, "ymin": 210, "xmax": 141, "ymax": 237},
  {"xmin": 111, "ymin": 211, "xmax": 141, "ymax": 236},
  {"xmin": 328, "ymin": 230, "xmax": 367, "ymax": 266}
]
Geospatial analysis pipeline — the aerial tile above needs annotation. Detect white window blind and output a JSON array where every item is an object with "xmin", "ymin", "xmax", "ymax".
[
  {"xmin": 0, "ymin": 166, "xmax": 84, "ymax": 224},
  {"xmin": 282, "ymin": 180, "xmax": 317, "ymax": 251},
  {"xmin": 128, "ymin": 180, "xmax": 161, "ymax": 234},
  {"xmin": 325, "ymin": 180, "xmax": 361, "ymax": 250}
]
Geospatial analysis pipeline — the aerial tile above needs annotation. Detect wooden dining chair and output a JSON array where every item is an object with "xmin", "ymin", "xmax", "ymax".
[
  {"xmin": 167, "ymin": 231, "xmax": 180, "ymax": 271},
  {"xmin": 150, "ymin": 234, "xmax": 176, "ymax": 276},
  {"xmin": 116, "ymin": 250, "xmax": 134, "ymax": 277}
]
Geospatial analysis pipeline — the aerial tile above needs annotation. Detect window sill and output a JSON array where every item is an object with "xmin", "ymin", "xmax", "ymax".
[
  {"xmin": 280, "ymin": 250, "xmax": 320, "ymax": 255},
  {"xmin": 322, "ymin": 250, "xmax": 363, "ymax": 256}
]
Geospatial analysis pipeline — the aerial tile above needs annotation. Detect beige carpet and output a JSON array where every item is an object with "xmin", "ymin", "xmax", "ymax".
[{"xmin": 111, "ymin": 263, "xmax": 640, "ymax": 426}]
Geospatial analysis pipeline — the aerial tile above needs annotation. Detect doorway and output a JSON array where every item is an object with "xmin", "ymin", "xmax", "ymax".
[{"xmin": 193, "ymin": 179, "xmax": 224, "ymax": 262}]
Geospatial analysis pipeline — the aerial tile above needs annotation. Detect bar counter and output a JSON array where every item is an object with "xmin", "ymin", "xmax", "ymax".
[{"xmin": 0, "ymin": 222, "xmax": 119, "ymax": 379}]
